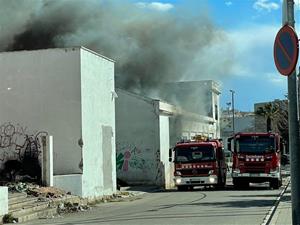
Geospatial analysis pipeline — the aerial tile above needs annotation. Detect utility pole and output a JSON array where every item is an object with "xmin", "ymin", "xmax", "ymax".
[
  {"xmin": 283, "ymin": 1, "xmax": 300, "ymax": 224},
  {"xmin": 230, "ymin": 90, "xmax": 235, "ymax": 134}
]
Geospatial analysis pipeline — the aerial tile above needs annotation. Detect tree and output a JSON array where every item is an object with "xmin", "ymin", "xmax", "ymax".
[
  {"xmin": 276, "ymin": 101, "xmax": 289, "ymax": 152},
  {"xmin": 255, "ymin": 100, "xmax": 289, "ymax": 152},
  {"xmin": 255, "ymin": 103, "xmax": 280, "ymax": 132}
]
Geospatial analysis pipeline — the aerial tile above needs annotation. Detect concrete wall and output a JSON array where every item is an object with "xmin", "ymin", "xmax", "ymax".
[
  {"xmin": 0, "ymin": 47, "xmax": 116, "ymax": 198},
  {"xmin": 116, "ymin": 89, "xmax": 161, "ymax": 185},
  {"xmin": 80, "ymin": 48, "xmax": 116, "ymax": 197},
  {"xmin": 161, "ymin": 80, "xmax": 221, "ymax": 140},
  {"xmin": 159, "ymin": 114, "xmax": 174, "ymax": 189},
  {"xmin": 0, "ymin": 187, "xmax": 8, "ymax": 217},
  {"xmin": 0, "ymin": 48, "xmax": 82, "ymax": 175},
  {"xmin": 53, "ymin": 174, "xmax": 82, "ymax": 196},
  {"xmin": 169, "ymin": 112, "xmax": 218, "ymax": 147}
]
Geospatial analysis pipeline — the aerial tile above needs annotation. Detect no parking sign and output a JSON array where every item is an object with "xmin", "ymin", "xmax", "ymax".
[{"xmin": 274, "ymin": 24, "xmax": 299, "ymax": 76}]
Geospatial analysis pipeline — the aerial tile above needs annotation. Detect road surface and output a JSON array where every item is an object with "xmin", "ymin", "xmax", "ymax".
[{"xmin": 25, "ymin": 181, "xmax": 284, "ymax": 225}]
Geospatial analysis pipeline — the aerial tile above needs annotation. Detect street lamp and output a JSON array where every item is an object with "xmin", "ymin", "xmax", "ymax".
[
  {"xmin": 226, "ymin": 102, "xmax": 231, "ymax": 116},
  {"xmin": 230, "ymin": 90, "xmax": 235, "ymax": 134}
]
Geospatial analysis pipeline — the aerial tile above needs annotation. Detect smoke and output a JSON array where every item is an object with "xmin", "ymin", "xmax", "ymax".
[{"xmin": 0, "ymin": 0, "xmax": 234, "ymax": 95}]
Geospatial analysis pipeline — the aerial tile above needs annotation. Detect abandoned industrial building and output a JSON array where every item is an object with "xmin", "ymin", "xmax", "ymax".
[{"xmin": 0, "ymin": 47, "xmax": 221, "ymax": 220}]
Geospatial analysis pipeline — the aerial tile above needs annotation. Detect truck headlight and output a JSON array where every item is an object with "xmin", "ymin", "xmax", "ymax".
[
  {"xmin": 209, "ymin": 177, "xmax": 215, "ymax": 183},
  {"xmin": 175, "ymin": 178, "xmax": 182, "ymax": 184}
]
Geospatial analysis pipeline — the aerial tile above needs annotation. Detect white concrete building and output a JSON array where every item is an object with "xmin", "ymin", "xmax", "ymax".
[
  {"xmin": 160, "ymin": 80, "xmax": 221, "ymax": 139},
  {"xmin": 0, "ymin": 47, "xmax": 116, "ymax": 198},
  {"xmin": 115, "ymin": 89, "xmax": 174, "ymax": 189},
  {"xmin": 169, "ymin": 110, "xmax": 219, "ymax": 146},
  {"xmin": 115, "ymin": 84, "xmax": 221, "ymax": 188}
]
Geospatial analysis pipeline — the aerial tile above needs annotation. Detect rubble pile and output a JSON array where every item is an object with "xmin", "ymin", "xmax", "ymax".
[
  {"xmin": 92, "ymin": 191, "xmax": 137, "ymax": 204},
  {"xmin": 27, "ymin": 186, "xmax": 67, "ymax": 199},
  {"xmin": 6, "ymin": 182, "xmax": 39, "ymax": 193},
  {"xmin": 5, "ymin": 182, "xmax": 68, "ymax": 199},
  {"xmin": 113, "ymin": 191, "xmax": 135, "ymax": 199},
  {"xmin": 57, "ymin": 202, "xmax": 90, "ymax": 214},
  {"xmin": 3, "ymin": 182, "xmax": 140, "ymax": 218}
]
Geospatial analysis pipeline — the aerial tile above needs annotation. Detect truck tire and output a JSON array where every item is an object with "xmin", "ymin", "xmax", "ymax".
[
  {"xmin": 270, "ymin": 179, "xmax": 281, "ymax": 189},
  {"xmin": 233, "ymin": 179, "xmax": 249, "ymax": 189},
  {"xmin": 177, "ymin": 186, "xmax": 188, "ymax": 191}
]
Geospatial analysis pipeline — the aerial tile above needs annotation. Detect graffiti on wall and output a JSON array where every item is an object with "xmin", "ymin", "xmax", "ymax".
[
  {"xmin": 0, "ymin": 122, "xmax": 48, "ymax": 163},
  {"xmin": 116, "ymin": 142, "xmax": 154, "ymax": 172},
  {"xmin": 116, "ymin": 144, "xmax": 165, "ymax": 186}
]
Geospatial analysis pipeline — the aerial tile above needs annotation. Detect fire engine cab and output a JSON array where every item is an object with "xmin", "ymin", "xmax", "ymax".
[
  {"xmin": 228, "ymin": 132, "xmax": 282, "ymax": 189},
  {"xmin": 169, "ymin": 137, "xmax": 227, "ymax": 191}
]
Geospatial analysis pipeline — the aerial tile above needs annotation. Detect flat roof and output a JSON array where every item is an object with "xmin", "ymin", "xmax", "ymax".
[{"xmin": 0, "ymin": 46, "xmax": 115, "ymax": 63}]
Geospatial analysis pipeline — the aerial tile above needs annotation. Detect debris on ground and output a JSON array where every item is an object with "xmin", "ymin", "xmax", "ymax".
[
  {"xmin": 6, "ymin": 182, "xmax": 39, "ymax": 193},
  {"xmin": 57, "ymin": 202, "xmax": 90, "ymax": 214},
  {"xmin": 4, "ymin": 182, "xmax": 68, "ymax": 199},
  {"xmin": 2, "ymin": 182, "xmax": 142, "ymax": 218},
  {"xmin": 28, "ymin": 186, "xmax": 67, "ymax": 199},
  {"xmin": 2, "ymin": 213, "xmax": 17, "ymax": 224}
]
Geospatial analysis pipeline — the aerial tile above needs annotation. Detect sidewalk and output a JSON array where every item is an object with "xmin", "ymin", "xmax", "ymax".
[{"xmin": 269, "ymin": 181, "xmax": 291, "ymax": 225}]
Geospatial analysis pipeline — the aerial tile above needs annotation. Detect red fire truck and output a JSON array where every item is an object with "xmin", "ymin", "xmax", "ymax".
[
  {"xmin": 228, "ymin": 132, "xmax": 282, "ymax": 189},
  {"xmin": 169, "ymin": 137, "xmax": 227, "ymax": 191}
]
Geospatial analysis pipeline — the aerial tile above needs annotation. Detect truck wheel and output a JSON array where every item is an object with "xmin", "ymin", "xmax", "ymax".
[
  {"xmin": 177, "ymin": 186, "xmax": 188, "ymax": 191},
  {"xmin": 233, "ymin": 178, "xmax": 240, "ymax": 189},
  {"xmin": 233, "ymin": 179, "xmax": 248, "ymax": 189},
  {"xmin": 270, "ymin": 179, "xmax": 280, "ymax": 189}
]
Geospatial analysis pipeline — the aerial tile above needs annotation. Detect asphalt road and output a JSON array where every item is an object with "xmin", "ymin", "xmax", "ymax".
[{"xmin": 25, "ymin": 179, "xmax": 285, "ymax": 225}]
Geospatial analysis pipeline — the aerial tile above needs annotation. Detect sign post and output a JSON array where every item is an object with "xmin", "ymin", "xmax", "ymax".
[{"xmin": 276, "ymin": 1, "xmax": 300, "ymax": 224}]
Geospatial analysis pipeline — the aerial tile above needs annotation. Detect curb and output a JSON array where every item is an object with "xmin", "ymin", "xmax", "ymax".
[{"xmin": 261, "ymin": 177, "xmax": 291, "ymax": 225}]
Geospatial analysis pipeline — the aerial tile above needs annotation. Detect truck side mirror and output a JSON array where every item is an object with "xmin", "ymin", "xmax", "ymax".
[{"xmin": 169, "ymin": 148, "xmax": 173, "ymax": 162}]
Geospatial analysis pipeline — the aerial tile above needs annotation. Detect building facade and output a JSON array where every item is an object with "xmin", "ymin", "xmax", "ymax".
[{"xmin": 0, "ymin": 47, "xmax": 116, "ymax": 198}]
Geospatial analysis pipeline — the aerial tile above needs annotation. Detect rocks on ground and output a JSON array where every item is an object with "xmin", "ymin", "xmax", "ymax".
[{"xmin": 2, "ymin": 182, "xmax": 139, "ymax": 216}]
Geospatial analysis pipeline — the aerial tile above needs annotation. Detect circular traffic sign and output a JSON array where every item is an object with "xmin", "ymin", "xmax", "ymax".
[{"xmin": 274, "ymin": 24, "xmax": 299, "ymax": 76}]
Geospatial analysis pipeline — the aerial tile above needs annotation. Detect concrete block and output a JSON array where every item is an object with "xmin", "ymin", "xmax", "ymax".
[
  {"xmin": 42, "ymin": 135, "xmax": 54, "ymax": 186},
  {"xmin": 0, "ymin": 187, "xmax": 8, "ymax": 216},
  {"xmin": 53, "ymin": 174, "xmax": 82, "ymax": 196}
]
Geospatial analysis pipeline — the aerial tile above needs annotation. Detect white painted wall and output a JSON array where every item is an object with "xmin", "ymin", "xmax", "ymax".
[
  {"xmin": 116, "ymin": 89, "xmax": 219, "ymax": 187},
  {"xmin": 80, "ymin": 48, "xmax": 116, "ymax": 197},
  {"xmin": 161, "ymin": 80, "xmax": 221, "ymax": 142},
  {"xmin": 0, "ymin": 187, "xmax": 8, "ymax": 216},
  {"xmin": 159, "ymin": 114, "xmax": 174, "ymax": 189},
  {"xmin": 0, "ymin": 48, "xmax": 82, "ymax": 174},
  {"xmin": 116, "ymin": 89, "xmax": 161, "ymax": 185},
  {"xmin": 169, "ymin": 112, "xmax": 218, "ymax": 147},
  {"xmin": 54, "ymin": 174, "xmax": 82, "ymax": 196},
  {"xmin": 0, "ymin": 47, "xmax": 116, "ymax": 198}
]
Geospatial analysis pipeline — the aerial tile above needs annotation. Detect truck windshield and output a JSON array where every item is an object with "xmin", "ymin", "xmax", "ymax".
[
  {"xmin": 174, "ymin": 146, "xmax": 215, "ymax": 163},
  {"xmin": 236, "ymin": 136, "xmax": 275, "ymax": 154}
]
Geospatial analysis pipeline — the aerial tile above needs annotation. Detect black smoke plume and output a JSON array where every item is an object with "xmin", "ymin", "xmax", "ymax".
[{"xmin": 1, "ymin": 0, "xmax": 233, "ymax": 94}]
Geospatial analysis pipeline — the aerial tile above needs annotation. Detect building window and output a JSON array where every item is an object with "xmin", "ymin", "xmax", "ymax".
[{"xmin": 215, "ymin": 104, "xmax": 218, "ymax": 120}]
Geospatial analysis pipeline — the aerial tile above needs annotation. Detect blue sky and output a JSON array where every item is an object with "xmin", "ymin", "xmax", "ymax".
[{"xmin": 131, "ymin": 0, "xmax": 300, "ymax": 111}]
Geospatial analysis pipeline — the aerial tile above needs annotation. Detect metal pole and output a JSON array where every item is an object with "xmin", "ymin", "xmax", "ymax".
[
  {"xmin": 230, "ymin": 90, "xmax": 235, "ymax": 134},
  {"xmin": 283, "ymin": 1, "xmax": 300, "ymax": 224}
]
